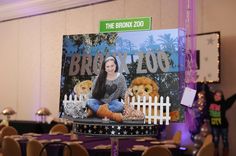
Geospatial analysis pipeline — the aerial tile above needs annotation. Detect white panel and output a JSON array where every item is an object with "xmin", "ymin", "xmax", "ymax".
[
  {"xmin": 196, "ymin": 33, "xmax": 220, "ymax": 82},
  {"xmin": 160, "ymin": 0, "xmax": 178, "ymax": 29},
  {"xmin": 66, "ymin": 5, "xmax": 93, "ymax": 34},
  {"xmin": 0, "ymin": 21, "xmax": 18, "ymax": 120},
  {"xmin": 17, "ymin": 16, "xmax": 41, "ymax": 120},
  {"xmin": 93, "ymin": 0, "xmax": 125, "ymax": 33},
  {"xmin": 125, "ymin": 0, "xmax": 161, "ymax": 30},
  {"xmin": 40, "ymin": 12, "xmax": 65, "ymax": 118}
]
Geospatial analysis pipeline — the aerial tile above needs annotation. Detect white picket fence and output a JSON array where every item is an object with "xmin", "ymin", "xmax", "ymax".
[
  {"xmin": 63, "ymin": 94, "xmax": 87, "ymax": 107},
  {"xmin": 127, "ymin": 96, "xmax": 171, "ymax": 125},
  {"xmin": 63, "ymin": 94, "xmax": 171, "ymax": 125}
]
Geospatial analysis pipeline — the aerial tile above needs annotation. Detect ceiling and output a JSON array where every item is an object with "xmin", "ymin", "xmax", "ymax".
[{"xmin": 0, "ymin": 0, "xmax": 111, "ymax": 22}]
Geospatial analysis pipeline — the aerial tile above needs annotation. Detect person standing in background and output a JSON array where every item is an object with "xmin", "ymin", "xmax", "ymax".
[{"xmin": 204, "ymin": 83, "xmax": 236, "ymax": 156}]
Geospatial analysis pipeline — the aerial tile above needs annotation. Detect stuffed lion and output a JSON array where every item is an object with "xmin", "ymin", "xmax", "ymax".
[
  {"xmin": 74, "ymin": 80, "xmax": 93, "ymax": 97},
  {"xmin": 129, "ymin": 76, "xmax": 159, "ymax": 101},
  {"xmin": 63, "ymin": 80, "xmax": 92, "ymax": 119},
  {"xmin": 123, "ymin": 76, "xmax": 160, "ymax": 122}
]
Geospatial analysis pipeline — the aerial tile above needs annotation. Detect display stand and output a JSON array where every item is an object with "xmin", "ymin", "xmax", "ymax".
[{"xmin": 68, "ymin": 117, "xmax": 159, "ymax": 156}]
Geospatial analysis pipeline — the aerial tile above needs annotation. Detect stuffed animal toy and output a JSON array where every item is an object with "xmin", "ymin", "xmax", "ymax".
[
  {"xmin": 73, "ymin": 80, "xmax": 93, "ymax": 97},
  {"xmin": 129, "ymin": 76, "xmax": 159, "ymax": 101},
  {"xmin": 63, "ymin": 94, "xmax": 88, "ymax": 119},
  {"xmin": 124, "ymin": 76, "xmax": 160, "ymax": 122},
  {"xmin": 63, "ymin": 100, "xmax": 87, "ymax": 119},
  {"xmin": 123, "ymin": 89, "xmax": 145, "ymax": 121},
  {"xmin": 63, "ymin": 80, "xmax": 92, "ymax": 119}
]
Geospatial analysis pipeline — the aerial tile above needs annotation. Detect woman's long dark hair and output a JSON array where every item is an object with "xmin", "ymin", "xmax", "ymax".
[{"xmin": 92, "ymin": 56, "xmax": 119, "ymax": 100}]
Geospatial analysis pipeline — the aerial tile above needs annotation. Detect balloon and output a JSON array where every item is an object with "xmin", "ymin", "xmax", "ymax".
[
  {"xmin": 194, "ymin": 142, "xmax": 202, "ymax": 149},
  {"xmin": 194, "ymin": 134, "xmax": 203, "ymax": 142},
  {"xmin": 200, "ymin": 126, "xmax": 209, "ymax": 137},
  {"xmin": 200, "ymin": 121, "xmax": 210, "ymax": 137},
  {"xmin": 192, "ymin": 149, "xmax": 199, "ymax": 155}
]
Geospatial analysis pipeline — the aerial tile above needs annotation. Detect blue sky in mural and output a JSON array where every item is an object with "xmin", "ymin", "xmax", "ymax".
[
  {"xmin": 63, "ymin": 29, "xmax": 179, "ymax": 72},
  {"xmin": 63, "ymin": 35, "xmax": 116, "ymax": 56},
  {"xmin": 63, "ymin": 37, "xmax": 78, "ymax": 55},
  {"xmin": 116, "ymin": 29, "xmax": 179, "ymax": 72},
  {"xmin": 117, "ymin": 29, "xmax": 178, "ymax": 50}
]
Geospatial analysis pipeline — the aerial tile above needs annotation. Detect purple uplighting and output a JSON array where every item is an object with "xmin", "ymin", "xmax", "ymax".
[{"xmin": 178, "ymin": 0, "xmax": 197, "ymax": 143}]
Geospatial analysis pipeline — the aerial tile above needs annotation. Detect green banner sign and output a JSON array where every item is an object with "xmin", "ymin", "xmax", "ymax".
[{"xmin": 99, "ymin": 17, "xmax": 152, "ymax": 33}]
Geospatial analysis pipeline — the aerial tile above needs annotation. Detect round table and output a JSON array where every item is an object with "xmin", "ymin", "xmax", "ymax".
[{"xmin": 66, "ymin": 116, "xmax": 159, "ymax": 156}]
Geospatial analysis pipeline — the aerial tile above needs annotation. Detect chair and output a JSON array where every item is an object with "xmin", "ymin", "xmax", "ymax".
[
  {"xmin": 172, "ymin": 131, "xmax": 182, "ymax": 145},
  {"xmin": 0, "ymin": 126, "xmax": 18, "ymax": 137},
  {"xmin": 27, "ymin": 139, "xmax": 47, "ymax": 156},
  {"xmin": 0, "ymin": 126, "xmax": 18, "ymax": 147},
  {"xmin": 39, "ymin": 142, "xmax": 72, "ymax": 156},
  {"xmin": 162, "ymin": 130, "xmax": 182, "ymax": 145},
  {"xmin": 49, "ymin": 124, "xmax": 69, "ymax": 134},
  {"xmin": 0, "ymin": 125, "xmax": 6, "ymax": 131},
  {"xmin": 0, "ymin": 124, "xmax": 6, "ymax": 145},
  {"xmin": 142, "ymin": 145, "xmax": 172, "ymax": 156},
  {"xmin": 202, "ymin": 134, "xmax": 213, "ymax": 147},
  {"xmin": 196, "ymin": 142, "xmax": 214, "ymax": 156},
  {"xmin": 2, "ymin": 137, "xmax": 21, "ymax": 156},
  {"xmin": 64, "ymin": 143, "xmax": 89, "ymax": 156}
]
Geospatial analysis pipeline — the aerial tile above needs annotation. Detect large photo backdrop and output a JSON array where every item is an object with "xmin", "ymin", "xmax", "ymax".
[{"xmin": 60, "ymin": 29, "xmax": 185, "ymax": 122}]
